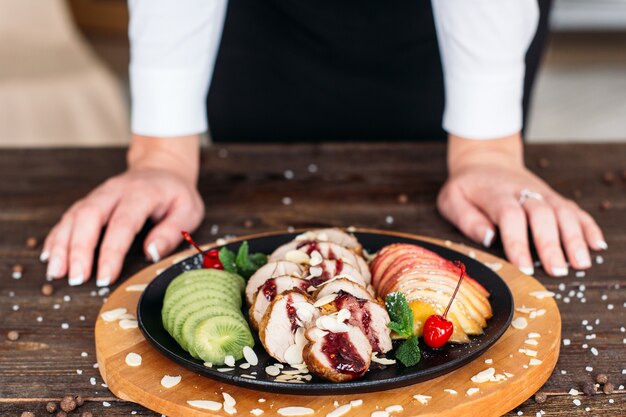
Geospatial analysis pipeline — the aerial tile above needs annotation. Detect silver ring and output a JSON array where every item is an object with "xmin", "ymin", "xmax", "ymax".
[{"xmin": 518, "ymin": 188, "xmax": 544, "ymax": 205}]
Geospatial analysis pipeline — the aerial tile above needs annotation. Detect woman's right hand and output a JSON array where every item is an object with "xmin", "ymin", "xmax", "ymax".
[{"xmin": 42, "ymin": 135, "xmax": 205, "ymax": 287}]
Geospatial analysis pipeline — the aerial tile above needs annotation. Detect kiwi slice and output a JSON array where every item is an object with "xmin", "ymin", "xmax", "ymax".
[
  {"xmin": 165, "ymin": 274, "xmax": 242, "ymax": 300},
  {"xmin": 180, "ymin": 307, "xmax": 247, "ymax": 355},
  {"xmin": 164, "ymin": 289, "xmax": 241, "ymax": 332},
  {"xmin": 191, "ymin": 316, "xmax": 254, "ymax": 364},
  {"xmin": 167, "ymin": 269, "xmax": 245, "ymax": 293},
  {"xmin": 170, "ymin": 302, "xmax": 243, "ymax": 347},
  {"xmin": 163, "ymin": 280, "xmax": 240, "ymax": 308}
]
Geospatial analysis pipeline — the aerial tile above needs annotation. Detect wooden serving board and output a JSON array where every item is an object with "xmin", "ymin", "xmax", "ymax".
[{"xmin": 95, "ymin": 231, "xmax": 561, "ymax": 417}]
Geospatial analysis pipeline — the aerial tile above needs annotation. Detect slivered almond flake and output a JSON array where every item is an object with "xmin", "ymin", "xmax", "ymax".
[
  {"xmin": 529, "ymin": 358, "xmax": 542, "ymax": 366},
  {"xmin": 471, "ymin": 367, "xmax": 495, "ymax": 383},
  {"xmin": 101, "ymin": 308, "xmax": 127, "ymax": 322},
  {"xmin": 350, "ymin": 400, "xmax": 363, "ymax": 407},
  {"xmin": 224, "ymin": 355, "xmax": 236, "ymax": 367},
  {"xmin": 444, "ymin": 389, "xmax": 458, "ymax": 395},
  {"xmin": 466, "ymin": 388, "xmax": 480, "ymax": 396},
  {"xmin": 371, "ymin": 412, "xmax": 389, "ymax": 417},
  {"xmin": 314, "ymin": 294, "xmax": 338, "ymax": 307},
  {"xmin": 187, "ymin": 400, "xmax": 222, "ymax": 411},
  {"xmin": 243, "ymin": 346, "xmax": 258, "ymax": 366},
  {"xmin": 286, "ymin": 250, "xmax": 310, "ymax": 264},
  {"xmin": 413, "ymin": 395, "xmax": 431, "ymax": 405},
  {"xmin": 240, "ymin": 362, "xmax": 251, "ymax": 369},
  {"xmin": 251, "ymin": 409, "xmax": 264, "ymax": 416},
  {"xmin": 223, "ymin": 393, "xmax": 236, "ymax": 415},
  {"xmin": 528, "ymin": 332, "xmax": 541, "ymax": 339},
  {"xmin": 326, "ymin": 404, "xmax": 352, "ymax": 417},
  {"xmin": 217, "ymin": 367, "xmax": 235, "ymax": 372},
  {"xmin": 484, "ymin": 359, "xmax": 493, "ymax": 364},
  {"xmin": 525, "ymin": 339, "xmax": 539, "ymax": 346},
  {"xmin": 119, "ymin": 313, "xmax": 135, "ymax": 320},
  {"xmin": 511, "ymin": 317, "xmax": 528, "ymax": 330},
  {"xmin": 278, "ymin": 407, "xmax": 315, "ymax": 416},
  {"xmin": 161, "ymin": 375, "xmax": 181, "ymax": 388},
  {"xmin": 535, "ymin": 309, "xmax": 547, "ymax": 317},
  {"xmin": 125, "ymin": 284, "xmax": 148, "ymax": 292},
  {"xmin": 309, "ymin": 266, "xmax": 323, "ymax": 277},
  {"xmin": 241, "ymin": 374, "xmax": 256, "ymax": 379},
  {"xmin": 371, "ymin": 353, "xmax": 396, "ymax": 365},
  {"xmin": 124, "ymin": 352, "xmax": 142, "ymax": 367},
  {"xmin": 385, "ymin": 405, "xmax": 403, "ymax": 413},
  {"xmin": 516, "ymin": 306, "xmax": 537, "ymax": 314},
  {"xmin": 119, "ymin": 319, "xmax": 138, "ymax": 329},
  {"xmin": 529, "ymin": 290, "xmax": 555, "ymax": 299}
]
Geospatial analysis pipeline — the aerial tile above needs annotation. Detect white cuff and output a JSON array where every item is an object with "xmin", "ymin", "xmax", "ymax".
[
  {"xmin": 130, "ymin": 66, "xmax": 209, "ymax": 137},
  {"xmin": 442, "ymin": 69, "xmax": 524, "ymax": 140}
]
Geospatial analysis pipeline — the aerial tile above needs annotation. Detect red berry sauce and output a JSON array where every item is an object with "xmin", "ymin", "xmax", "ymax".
[{"xmin": 321, "ymin": 331, "xmax": 367, "ymax": 377}]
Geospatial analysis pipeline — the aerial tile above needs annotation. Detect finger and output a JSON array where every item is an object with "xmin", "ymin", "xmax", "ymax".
[
  {"xmin": 525, "ymin": 199, "xmax": 568, "ymax": 277},
  {"xmin": 554, "ymin": 201, "xmax": 591, "ymax": 270},
  {"xmin": 41, "ymin": 227, "xmax": 56, "ymax": 263},
  {"xmin": 144, "ymin": 195, "xmax": 204, "ymax": 262},
  {"xmin": 494, "ymin": 199, "xmax": 535, "ymax": 275},
  {"xmin": 45, "ymin": 214, "xmax": 74, "ymax": 279},
  {"xmin": 437, "ymin": 184, "xmax": 496, "ymax": 247},
  {"xmin": 66, "ymin": 204, "xmax": 108, "ymax": 286},
  {"xmin": 97, "ymin": 193, "xmax": 159, "ymax": 287},
  {"xmin": 578, "ymin": 210, "xmax": 607, "ymax": 251}
]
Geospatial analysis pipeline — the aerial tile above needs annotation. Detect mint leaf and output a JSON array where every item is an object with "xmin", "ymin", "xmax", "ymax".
[
  {"xmin": 395, "ymin": 336, "xmax": 421, "ymax": 367},
  {"xmin": 385, "ymin": 292, "xmax": 414, "ymax": 339},
  {"xmin": 218, "ymin": 247, "xmax": 237, "ymax": 273},
  {"xmin": 233, "ymin": 241, "xmax": 268, "ymax": 279}
]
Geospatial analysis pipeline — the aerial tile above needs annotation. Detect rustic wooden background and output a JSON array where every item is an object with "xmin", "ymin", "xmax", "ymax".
[{"xmin": 1, "ymin": 143, "xmax": 625, "ymax": 416}]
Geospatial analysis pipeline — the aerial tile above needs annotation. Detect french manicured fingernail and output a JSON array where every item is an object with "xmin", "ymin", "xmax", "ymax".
[
  {"xmin": 519, "ymin": 266, "xmax": 534, "ymax": 276},
  {"xmin": 482, "ymin": 228, "xmax": 495, "ymax": 248},
  {"xmin": 597, "ymin": 240, "xmax": 608, "ymax": 250},
  {"xmin": 40, "ymin": 251, "xmax": 50, "ymax": 262},
  {"xmin": 46, "ymin": 256, "xmax": 62, "ymax": 278},
  {"xmin": 97, "ymin": 263, "xmax": 111, "ymax": 287},
  {"xmin": 147, "ymin": 241, "xmax": 161, "ymax": 263},
  {"xmin": 575, "ymin": 248, "xmax": 591, "ymax": 268},
  {"xmin": 552, "ymin": 266, "xmax": 568, "ymax": 277},
  {"xmin": 68, "ymin": 260, "xmax": 84, "ymax": 286}
]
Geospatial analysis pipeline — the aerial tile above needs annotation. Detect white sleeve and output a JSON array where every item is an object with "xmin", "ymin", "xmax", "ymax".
[
  {"xmin": 432, "ymin": 0, "xmax": 539, "ymax": 139},
  {"xmin": 128, "ymin": 0, "xmax": 228, "ymax": 137}
]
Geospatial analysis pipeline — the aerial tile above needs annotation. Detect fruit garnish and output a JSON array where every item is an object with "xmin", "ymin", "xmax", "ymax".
[
  {"xmin": 181, "ymin": 231, "xmax": 224, "ymax": 269},
  {"xmin": 385, "ymin": 292, "xmax": 421, "ymax": 367},
  {"xmin": 423, "ymin": 260, "xmax": 465, "ymax": 348}
]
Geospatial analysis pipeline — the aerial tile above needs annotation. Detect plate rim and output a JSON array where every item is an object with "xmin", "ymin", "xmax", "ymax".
[{"xmin": 137, "ymin": 228, "xmax": 514, "ymax": 394}]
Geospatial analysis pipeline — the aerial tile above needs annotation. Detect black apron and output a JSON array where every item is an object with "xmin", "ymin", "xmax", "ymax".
[{"xmin": 207, "ymin": 0, "xmax": 551, "ymax": 143}]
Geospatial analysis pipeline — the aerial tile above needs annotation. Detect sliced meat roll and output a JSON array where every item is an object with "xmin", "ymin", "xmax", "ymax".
[
  {"xmin": 245, "ymin": 261, "xmax": 305, "ymax": 305},
  {"xmin": 314, "ymin": 278, "xmax": 375, "ymax": 302},
  {"xmin": 303, "ymin": 325, "xmax": 372, "ymax": 382},
  {"xmin": 271, "ymin": 229, "xmax": 362, "ymax": 261},
  {"xmin": 333, "ymin": 292, "xmax": 392, "ymax": 354},
  {"xmin": 249, "ymin": 276, "xmax": 310, "ymax": 330},
  {"xmin": 259, "ymin": 290, "xmax": 319, "ymax": 364}
]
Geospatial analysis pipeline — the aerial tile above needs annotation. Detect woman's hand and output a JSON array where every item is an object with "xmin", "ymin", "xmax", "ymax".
[
  {"xmin": 438, "ymin": 134, "xmax": 606, "ymax": 277},
  {"xmin": 42, "ymin": 135, "xmax": 205, "ymax": 287}
]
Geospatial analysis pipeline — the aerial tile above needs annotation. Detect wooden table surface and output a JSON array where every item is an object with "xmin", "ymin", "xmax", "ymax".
[{"xmin": 1, "ymin": 143, "xmax": 625, "ymax": 417}]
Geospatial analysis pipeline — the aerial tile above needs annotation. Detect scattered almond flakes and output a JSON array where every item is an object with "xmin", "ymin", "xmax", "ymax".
[
  {"xmin": 251, "ymin": 409, "xmax": 264, "ymax": 416},
  {"xmin": 529, "ymin": 291, "xmax": 555, "ymax": 299},
  {"xmin": 413, "ymin": 395, "xmax": 432, "ymax": 405},
  {"xmin": 525, "ymin": 339, "xmax": 539, "ymax": 346},
  {"xmin": 385, "ymin": 405, "xmax": 403, "ymax": 413},
  {"xmin": 101, "ymin": 308, "xmax": 127, "ymax": 322},
  {"xmin": 568, "ymin": 389, "xmax": 580, "ymax": 396},
  {"xmin": 511, "ymin": 317, "xmax": 528, "ymax": 330},
  {"xmin": 217, "ymin": 367, "xmax": 235, "ymax": 372},
  {"xmin": 125, "ymin": 284, "xmax": 148, "ymax": 292},
  {"xmin": 277, "ymin": 407, "xmax": 315, "ymax": 416},
  {"xmin": 484, "ymin": 359, "xmax": 493, "ymax": 364},
  {"xmin": 528, "ymin": 332, "xmax": 541, "ymax": 339},
  {"xmin": 243, "ymin": 346, "xmax": 258, "ymax": 366},
  {"xmin": 224, "ymin": 355, "xmax": 236, "ymax": 367},
  {"xmin": 371, "ymin": 412, "xmax": 389, "ymax": 417},
  {"xmin": 516, "ymin": 306, "xmax": 537, "ymax": 314},
  {"xmin": 466, "ymin": 388, "xmax": 480, "ymax": 396},
  {"xmin": 160, "ymin": 375, "xmax": 181, "ymax": 388},
  {"xmin": 350, "ymin": 400, "xmax": 363, "ymax": 407},
  {"xmin": 223, "ymin": 392, "xmax": 237, "ymax": 415},
  {"xmin": 444, "ymin": 389, "xmax": 458, "ymax": 395},
  {"xmin": 371, "ymin": 354, "xmax": 396, "ymax": 365},
  {"xmin": 119, "ymin": 319, "xmax": 139, "ymax": 329},
  {"xmin": 519, "ymin": 348, "xmax": 538, "ymax": 357},
  {"xmin": 187, "ymin": 400, "xmax": 222, "ymax": 411},
  {"xmin": 240, "ymin": 374, "xmax": 256, "ymax": 379},
  {"xmin": 529, "ymin": 359, "xmax": 542, "ymax": 366}
]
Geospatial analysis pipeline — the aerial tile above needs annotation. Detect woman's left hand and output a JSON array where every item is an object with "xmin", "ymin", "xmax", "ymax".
[{"xmin": 438, "ymin": 134, "xmax": 606, "ymax": 277}]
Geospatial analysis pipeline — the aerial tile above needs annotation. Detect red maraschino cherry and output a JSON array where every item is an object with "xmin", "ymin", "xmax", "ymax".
[
  {"xmin": 423, "ymin": 260, "xmax": 466, "ymax": 348},
  {"xmin": 181, "ymin": 231, "xmax": 223, "ymax": 270}
]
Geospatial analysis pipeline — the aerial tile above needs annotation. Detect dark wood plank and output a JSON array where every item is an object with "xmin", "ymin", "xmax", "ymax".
[{"xmin": 1, "ymin": 143, "xmax": 625, "ymax": 416}]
